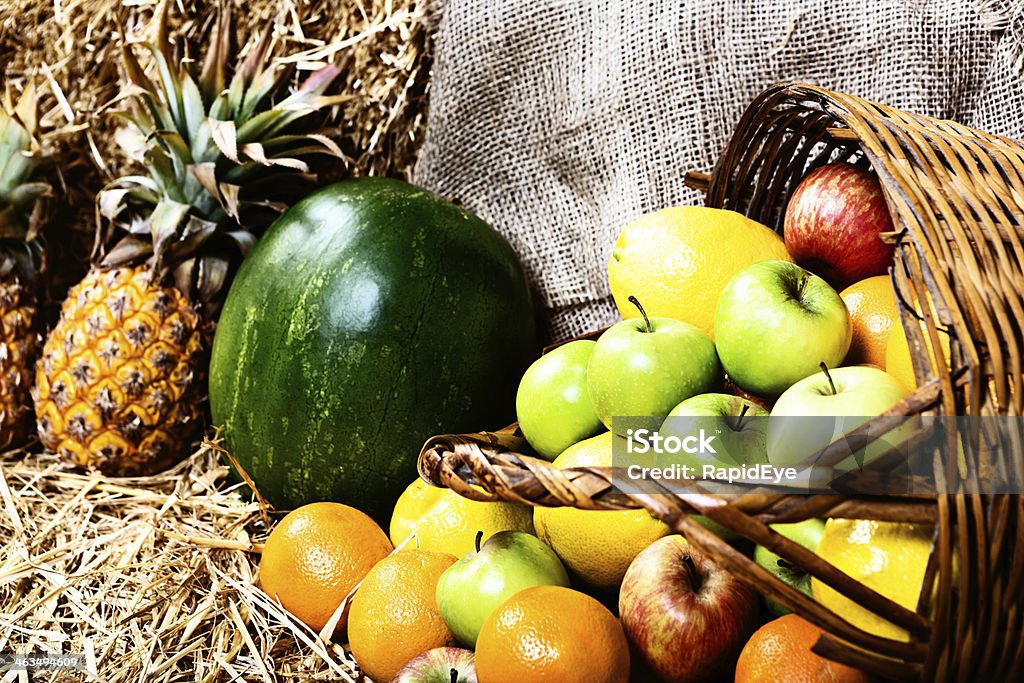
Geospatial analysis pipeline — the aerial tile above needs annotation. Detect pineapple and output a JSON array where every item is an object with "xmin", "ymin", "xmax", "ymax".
[
  {"xmin": 0, "ymin": 83, "xmax": 52, "ymax": 449},
  {"xmin": 34, "ymin": 8, "xmax": 343, "ymax": 475}
]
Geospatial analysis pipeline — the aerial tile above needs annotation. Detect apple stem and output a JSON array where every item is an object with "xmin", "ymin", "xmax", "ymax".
[
  {"xmin": 628, "ymin": 295, "xmax": 653, "ymax": 334},
  {"xmin": 450, "ymin": 668, "xmax": 459, "ymax": 683},
  {"xmin": 819, "ymin": 361, "xmax": 838, "ymax": 396},
  {"xmin": 475, "ymin": 530, "xmax": 484, "ymax": 554},
  {"xmin": 778, "ymin": 558, "xmax": 799, "ymax": 573},
  {"xmin": 681, "ymin": 554, "xmax": 702, "ymax": 593},
  {"xmin": 736, "ymin": 403, "xmax": 750, "ymax": 430}
]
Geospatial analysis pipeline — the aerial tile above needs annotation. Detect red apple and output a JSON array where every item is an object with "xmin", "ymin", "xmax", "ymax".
[
  {"xmin": 784, "ymin": 162, "xmax": 895, "ymax": 287},
  {"xmin": 391, "ymin": 647, "xmax": 476, "ymax": 683},
  {"xmin": 619, "ymin": 535, "xmax": 759, "ymax": 683}
]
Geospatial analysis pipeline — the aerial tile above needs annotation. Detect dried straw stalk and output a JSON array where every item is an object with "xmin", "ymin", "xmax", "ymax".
[
  {"xmin": 0, "ymin": 441, "xmax": 364, "ymax": 682},
  {"xmin": 1, "ymin": 3, "xmax": 433, "ymax": 678},
  {"xmin": 0, "ymin": 0, "xmax": 435, "ymax": 300}
]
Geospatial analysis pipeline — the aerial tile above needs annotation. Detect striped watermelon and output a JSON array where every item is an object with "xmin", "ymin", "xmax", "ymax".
[{"xmin": 210, "ymin": 178, "xmax": 537, "ymax": 518}]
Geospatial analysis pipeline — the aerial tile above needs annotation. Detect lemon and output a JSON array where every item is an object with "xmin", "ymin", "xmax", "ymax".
[
  {"xmin": 811, "ymin": 518, "xmax": 933, "ymax": 641},
  {"xmin": 390, "ymin": 478, "xmax": 534, "ymax": 558},
  {"xmin": 534, "ymin": 432, "xmax": 671, "ymax": 590},
  {"xmin": 608, "ymin": 206, "xmax": 791, "ymax": 339},
  {"xmin": 885, "ymin": 317, "xmax": 951, "ymax": 394}
]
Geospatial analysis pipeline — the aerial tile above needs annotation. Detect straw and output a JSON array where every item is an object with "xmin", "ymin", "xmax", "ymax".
[
  {"xmin": 0, "ymin": 0, "xmax": 435, "ymax": 304},
  {"xmin": 0, "ymin": 441, "xmax": 362, "ymax": 681}
]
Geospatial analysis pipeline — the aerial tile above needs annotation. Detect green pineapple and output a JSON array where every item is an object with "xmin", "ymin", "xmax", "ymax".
[{"xmin": 0, "ymin": 82, "xmax": 52, "ymax": 449}]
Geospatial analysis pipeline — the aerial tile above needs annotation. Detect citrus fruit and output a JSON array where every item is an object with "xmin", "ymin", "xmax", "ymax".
[
  {"xmin": 475, "ymin": 585, "xmax": 630, "ymax": 683},
  {"xmin": 533, "ymin": 432, "xmax": 670, "ymax": 590},
  {"xmin": 885, "ymin": 315, "xmax": 951, "ymax": 394},
  {"xmin": 258, "ymin": 502, "xmax": 393, "ymax": 634},
  {"xmin": 840, "ymin": 275, "xmax": 899, "ymax": 368},
  {"xmin": 348, "ymin": 549, "xmax": 458, "ymax": 682},
  {"xmin": 390, "ymin": 477, "xmax": 534, "ymax": 557},
  {"xmin": 811, "ymin": 518, "xmax": 933, "ymax": 641},
  {"xmin": 608, "ymin": 206, "xmax": 791, "ymax": 339},
  {"xmin": 735, "ymin": 614, "xmax": 872, "ymax": 683}
]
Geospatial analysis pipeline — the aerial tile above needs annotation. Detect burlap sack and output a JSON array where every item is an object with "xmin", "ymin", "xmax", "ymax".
[{"xmin": 414, "ymin": 0, "xmax": 1024, "ymax": 342}]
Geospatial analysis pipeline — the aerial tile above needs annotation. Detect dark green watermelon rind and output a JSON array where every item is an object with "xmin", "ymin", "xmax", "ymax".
[{"xmin": 209, "ymin": 178, "xmax": 537, "ymax": 519}]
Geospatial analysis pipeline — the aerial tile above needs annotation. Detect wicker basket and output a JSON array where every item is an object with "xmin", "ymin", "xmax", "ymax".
[{"xmin": 416, "ymin": 83, "xmax": 1024, "ymax": 681}]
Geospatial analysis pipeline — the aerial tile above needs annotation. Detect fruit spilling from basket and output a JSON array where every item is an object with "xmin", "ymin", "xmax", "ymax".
[
  {"xmin": 8, "ymin": 2, "xmax": 1011, "ymax": 678},
  {"xmin": 246, "ymin": 160, "xmax": 943, "ymax": 682}
]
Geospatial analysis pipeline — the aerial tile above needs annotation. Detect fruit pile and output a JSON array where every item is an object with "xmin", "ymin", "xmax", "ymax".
[
  {"xmin": 0, "ymin": 2, "xmax": 537, "ymax": 516},
  {"xmin": 256, "ymin": 161, "xmax": 937, "ymax": 682}
]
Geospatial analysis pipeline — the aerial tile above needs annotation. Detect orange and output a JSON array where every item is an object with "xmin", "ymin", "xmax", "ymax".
[
  {"xmin": 608, "ymin": 206, "xmax": 791, "ymax": 339},
  {"xmin": 475, "ymin": 585, "xmax": 630, "ymax": 683},
  {"xmin": 348, "ymin": 549, "xmax": 458, "ymax": 682},
  {"xmin": 840, "ymin": 275, "xmax": 899, "ymax": 368},
  {"xmin": 735, "ymin": 614, "xmax": 872, "ymax": 683},
  {"xmin": 259, "ymin": 502, "xmax": 393, "ymax": 634}
]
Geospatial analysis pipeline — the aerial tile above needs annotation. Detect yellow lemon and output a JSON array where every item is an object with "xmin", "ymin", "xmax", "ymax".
[
  {"xmin": 885, "ymin": 315, "xmax": 951, "ymax": 394},
  {"xmin": 608, "ymin": 206, "xmax": 791, "ymax": 339},
  {"xmin": 811, "ymin": 519, "xmax": 933, "ymax": 641},
  {"xmin": 534, "ymin": 432, "xmax": 671, "ymax": 590},
  {"xmin": 390, "ymin": 478, "xmax": 534, "ymax": 558}
]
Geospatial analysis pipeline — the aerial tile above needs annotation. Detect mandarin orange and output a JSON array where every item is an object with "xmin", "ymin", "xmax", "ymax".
[
  {"xmin": 475, "ymin": 585, "xmax": 629, "ymax": 683},
  {"xmin": 348, "ymin": 549, "xmax": 458, "ymax": 682},
  {"xmin": 259, "ymin": 502, "xmax": 393, "ymax": 634},
  {"xmin": 735, "ymin": 614, "xmax": 872, "ymax": 683}
]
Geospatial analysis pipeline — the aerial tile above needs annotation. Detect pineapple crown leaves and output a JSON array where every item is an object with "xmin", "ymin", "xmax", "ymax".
[
  {"xmin": 0, "ymin": 81, "xmax": 53, "ymax": 283},
  {"xmin": 96, "ymin": 4, "xmax": 347, "ymax": 306}
]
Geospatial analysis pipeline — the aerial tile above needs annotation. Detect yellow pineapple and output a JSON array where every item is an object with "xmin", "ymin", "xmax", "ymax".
[
  {"xmin": 0, "ymin": 83, "xmax": 52, "ymax": 449},
  {"xmin": 33, "ymin": 7, "xmax": 343, "ymax": 475},
  {"xmin": 36, "ymin": 266, "xmax": 204, "ymax": 473}
]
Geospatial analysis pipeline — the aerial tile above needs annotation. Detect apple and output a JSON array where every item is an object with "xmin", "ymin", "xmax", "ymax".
[
  {"xmin": 619, "ymin": 535, "xmax": 759, "ymax": 683},
  {"xmin": 391, "ymin": 647, "xmax": 477, "ymax": 683},
  {"xmin": 767, "ymin": 364, "xmax": 910, "ymax": 471},
  {"xmin": 753, "ymin": 518, "xmax": 826, "ymax": 617},
  {"xmin": 663, "ymin": 393, "xmax": 770, "ymax": 468},
  {"xmin": 784, "ymin": 162, "xmax": 895, "ymax": 288},
  {"xmin": 436, "ymin": 530, "xmax": 570, "ymax": 647},
  {"xmin": 589, "ymin": 296, "xmax": 720, "ymax": 434},
  {"xmin": 659, "ymin": 394, "xmax": 770, "ymax": 533},
  {"xmin": 516, "ymin": 340, "xmax": 604, "ymax": 460},
  {"xmin": 714, "ymin": 260, "xmax": 851, "ymax": 397}
]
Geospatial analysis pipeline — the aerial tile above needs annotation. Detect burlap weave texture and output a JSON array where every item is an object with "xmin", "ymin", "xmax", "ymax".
[{"xmin": 415, "ymin": 0, "xmax": 1024, "ymax": 341}]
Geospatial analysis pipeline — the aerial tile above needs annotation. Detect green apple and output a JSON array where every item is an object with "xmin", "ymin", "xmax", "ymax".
[
  {"xmin": 753, "ymin": 518, "xmax": 826, "ymax": 616},
  {"xmin": 714, "ymin": 260, "xmax": 851, "ymax": 396},
  {"xmin": 516, "ymin": 340, "xmax": 604, "ymax": 460},
  {"xmin": 436, "ymin": 530, "xmax": 570, "ymax": 647},
  {"xmin": 663, "ymin": 393, "xmax": 770, "ymax": 468},
  {"xmin": 767, "ymin": 364, "xmax": 910, "ymax": 470},
  {"xmin": 658, "ymin": 393, "xmax": 769, "ymax": 541},
  {"xmin": 589, "ymin": 297, "xmax": 720, "ymax": 434}
]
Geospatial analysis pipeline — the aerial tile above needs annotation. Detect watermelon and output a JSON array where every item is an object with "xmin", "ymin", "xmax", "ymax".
[{"xmin": 209, "ymin": 178, "xmax": 537, "ymax": 518}]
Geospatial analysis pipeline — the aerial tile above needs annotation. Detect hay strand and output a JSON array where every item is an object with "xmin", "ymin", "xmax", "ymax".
[
  {"xmin": 0, "ymin": 442, "xmax": 363, "ymax": 681},
  {"xmin": 1, "ymin": 0, "xmax": 435, "ymax": 312}
]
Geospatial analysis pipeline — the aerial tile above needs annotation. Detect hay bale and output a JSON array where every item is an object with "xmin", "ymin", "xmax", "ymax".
[
  {"xmin": 0, "ymin": 0, "xmax": 434, "ymax": 295},
  {"xmin": 0, "ymin": 443, "xmax": 365, "ymax": 680}
]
